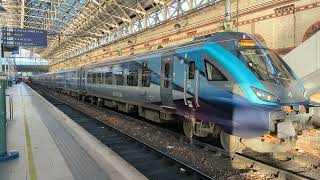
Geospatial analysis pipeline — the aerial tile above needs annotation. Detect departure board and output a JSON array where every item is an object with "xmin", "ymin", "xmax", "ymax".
[{"xmin": 0, "ymin": 27, "xmax": 47, "ymax": 47}]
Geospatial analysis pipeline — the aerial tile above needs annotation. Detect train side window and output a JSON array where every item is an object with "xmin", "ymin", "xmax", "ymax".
[
  {"xmin": 96, "ymin": 73, "xmax": 102, "ymax": 84},
  {"xmin": 82, "ymin": 72, "xmax": 85, "ymax": 84},
  {"xmin": 105, "ymin": 72, "xmax": 113, "ymax": 85},
  {"xmin": 142, "ymin": 70, "xmax": 151, "ymax": 87},
  {"xmin": 87, "ymin": 73, "xmax": 92, "ymax": 84},
  {"xmin": 92, "ymin": 73, "xmax": 96, "ymax": 84},
  {"xmin": 115, "ymin": 71, "xmax": 124, "ymax": 85},
  {"xmin": 90, "ymin": 73, "xmax": 94, "ymax": 84},
  {"xmin": 205, "ymin": 60, "xmax": 227, "ymax": 81},
  {"xmin": 189, "ymin": 61, "xmax": 195, "ymax": 79},
  {"xmin": 127, "ymin": 70, "xmax": 138, "ymax": 86},
  {"xmin": 94, "ymin": 73, "xmax": 98, "ymax": 84}
]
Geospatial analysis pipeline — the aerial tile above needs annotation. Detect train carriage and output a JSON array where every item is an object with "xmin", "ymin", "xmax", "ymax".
[{"xmin": 32, "ymin": 32, "xmax": 320, "ymax": 153}]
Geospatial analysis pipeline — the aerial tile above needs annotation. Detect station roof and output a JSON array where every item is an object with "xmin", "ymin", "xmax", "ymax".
[{"xmin": 0, "ymin": 0, "xmax": 219, "ymax": 64}]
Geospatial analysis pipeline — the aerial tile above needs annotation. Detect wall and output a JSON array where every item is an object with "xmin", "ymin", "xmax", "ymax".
[{"xmin": 284, "ymin": 31, "xmax": 320, "ymax": 78}]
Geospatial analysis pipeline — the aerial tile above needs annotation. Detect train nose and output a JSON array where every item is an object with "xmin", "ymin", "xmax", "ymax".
[{"xmin": 262, "ymin": 82, "xmax": 306, "ymax": 103}]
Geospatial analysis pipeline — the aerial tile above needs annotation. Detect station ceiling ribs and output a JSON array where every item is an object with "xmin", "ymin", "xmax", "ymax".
[
  {"xmin": 49, "ymin": 0, "xmax": 305, "ymax": 68},
  {"xmin": 41, "ymin": 0, "xmax": 192, "ymax": 61},
  {"xmin": 1, "ymin": 0, "xmax": 224, "ymax": 65},
  {"xmin": 4, "ymin": 0, "xmax": 306, "ymax": 68},
  {"xmin": 0, "ymin": 0, "xmax": 87, "ymax": 52}
]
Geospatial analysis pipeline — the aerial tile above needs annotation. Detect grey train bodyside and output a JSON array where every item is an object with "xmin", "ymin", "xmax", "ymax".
[
  {"xmin": 32, "ymin": 34, "xmax": 320, "ymax": 153},
  {"xmin": 33, "ymin": 53, "xmax": 179, "ymax": 123}
]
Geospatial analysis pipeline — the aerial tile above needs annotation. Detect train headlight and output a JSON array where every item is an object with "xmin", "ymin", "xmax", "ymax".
[{"xmin": 251, "ymin": 87, "xmax": 279, "ymax": 102}]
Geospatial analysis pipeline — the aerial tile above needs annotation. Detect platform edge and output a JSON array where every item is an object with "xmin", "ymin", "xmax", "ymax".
[{"xmin": 26, "ymin": 84, "xmax": 148, "ymax": 180}]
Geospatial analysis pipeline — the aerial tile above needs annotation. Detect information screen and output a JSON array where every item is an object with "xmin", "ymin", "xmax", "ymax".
[{"xmin": 1, "ymin": 27, "xmax": 47, "ymax": 47}]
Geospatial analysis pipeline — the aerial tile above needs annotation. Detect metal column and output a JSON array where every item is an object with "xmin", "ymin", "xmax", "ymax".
[{"xmin": 224, "ymin": 0, "xmax": 232, "ymax": 32}]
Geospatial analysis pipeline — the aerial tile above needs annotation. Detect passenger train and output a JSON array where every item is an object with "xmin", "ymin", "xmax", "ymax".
[{"xmin": 32, "ymin": 32, "xmax": 320, "ymax": 153}]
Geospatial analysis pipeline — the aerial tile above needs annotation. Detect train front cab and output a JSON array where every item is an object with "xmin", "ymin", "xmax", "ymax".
[{"xmin": 170, "ymin": 34, "xmax": 320, "ymax": 153}]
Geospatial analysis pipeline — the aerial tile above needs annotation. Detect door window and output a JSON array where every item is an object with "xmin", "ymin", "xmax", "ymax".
[
  {"xmin": 142, "ymin": 70, "xmax": 151, "ymax": 87},
  {"xmin": 164, "ymin": 63, "xmax": 171, "ymax": 88},
  {"xmin": 189, "ymin": 61, "xmax": 195, "ymax": 79}
]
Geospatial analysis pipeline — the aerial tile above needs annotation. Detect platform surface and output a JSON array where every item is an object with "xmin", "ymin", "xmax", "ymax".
[{"xmin": 0, "ymin": 83, "xmax": 114, "ymax": 180}]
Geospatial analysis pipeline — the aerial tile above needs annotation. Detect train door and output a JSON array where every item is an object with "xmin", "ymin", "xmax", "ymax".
[
  {"xmin": 160, "ymin": 54, "xmax": 174, "ymax": 107},
  {"xmin": 172, "ymin": 55, "xmax": 200, "ymax": 111}
]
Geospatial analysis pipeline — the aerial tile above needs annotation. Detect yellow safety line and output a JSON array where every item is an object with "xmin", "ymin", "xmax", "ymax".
[{"xmin": 22, "ymin": 89, "xmax": 38, "ymax": 180}]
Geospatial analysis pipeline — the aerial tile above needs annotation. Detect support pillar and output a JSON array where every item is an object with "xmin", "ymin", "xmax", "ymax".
[
  {"xmin": 0, "ymin": 73, "xmax": 19, "ymax": 161},
  {"xmin": 224, "ymin": 0, "xmax": 232, "ymax": 32}
]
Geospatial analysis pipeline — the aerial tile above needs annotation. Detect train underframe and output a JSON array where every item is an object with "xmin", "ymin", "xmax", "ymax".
[{"xmin": 46, "ymin": 85, "xmax": 320, "ymax": 154}]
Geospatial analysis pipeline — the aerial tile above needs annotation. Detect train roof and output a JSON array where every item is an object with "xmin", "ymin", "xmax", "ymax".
[
  {"xmin": 83, "ymin": 32, "xmax": 254, "ymax": 69},
  {"xmin": 46, "ymin": 32, "xmax": 253, "ymax": 73}
]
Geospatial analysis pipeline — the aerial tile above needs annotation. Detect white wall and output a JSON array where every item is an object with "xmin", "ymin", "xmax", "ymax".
[{"xmin": 284, "ymin": 31, "xmax": 320, "ymax": 78}]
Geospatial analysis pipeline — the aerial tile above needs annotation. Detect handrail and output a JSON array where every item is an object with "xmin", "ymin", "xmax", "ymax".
[
  {"xmin": 195, "ymin": 70, "xmax": 200, "ymax": 107},
  {"xmin": 183, "ymin": 70, "xmax": 188, "ymax": 105}
]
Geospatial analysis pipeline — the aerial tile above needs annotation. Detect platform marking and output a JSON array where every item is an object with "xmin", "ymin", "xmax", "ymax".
[{"xmin": 21, "ymin": 88, "xmax": 38, "ymax": 180}]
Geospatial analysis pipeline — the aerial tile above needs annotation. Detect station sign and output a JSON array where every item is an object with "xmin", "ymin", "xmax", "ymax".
[{"xmin": 0, "ymin": 27, "xmax": 47, "ymax": 47}]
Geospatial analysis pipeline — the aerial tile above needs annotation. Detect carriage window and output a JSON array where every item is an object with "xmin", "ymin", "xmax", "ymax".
[
  {"xmin": 189, "ymin": 61, "xmax": 195, "ymax": 79},
  {"xmin": 205, "ymin": 60, "xmax": 227, "ymax": 81},
  {"xmin": 87, "ymin": 73, "xmax": 92, "ymax": 83},
  {"xmin": 96, "ymin": 73, "xmax": 102, "ymax": 84},
  {"xmin": 142, "ymin": 70, "xmax": 151, "ymax": 87},
  {"xmin": 115, "ymin": 72, "xmax": 124, "ymax": 85},
  {"xmin": 105, "ymin": 72, "xmax": 113, "ymax": 84},
  {"xmin": 91, "ymin": 73, "xmax": 95, "ymax": 84},
  {"xmin": 127, "ymin": 70, "xmax": 138, "ymax": 86},
  {"xmin": 92, "ymin": 73, "xmax": 97, "ymax": 84}
]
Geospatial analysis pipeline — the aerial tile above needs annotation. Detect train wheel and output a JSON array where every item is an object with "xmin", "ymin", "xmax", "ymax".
[{"xmin": 220, "ymin": 130, "xmax": 242, "ymax": 153}]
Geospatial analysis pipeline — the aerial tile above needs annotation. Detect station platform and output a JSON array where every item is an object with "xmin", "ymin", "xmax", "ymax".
[{"xmin": 0, "ymin": 83, "xmax": 146, "ymax": 180}]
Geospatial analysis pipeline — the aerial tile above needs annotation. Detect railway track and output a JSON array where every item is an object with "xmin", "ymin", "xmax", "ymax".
[
  {"xmin": 30, "ymin": 84, "xmax": 212, "ymax": 180},
  {"xmin": 29, "ymin": 83, "xmax": 320, "ymax": 180}
]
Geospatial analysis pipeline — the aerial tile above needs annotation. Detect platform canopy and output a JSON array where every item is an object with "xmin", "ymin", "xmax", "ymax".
[{"xmin": 0, "ymin": 0, "xmax": 219, "ymax": 65}]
